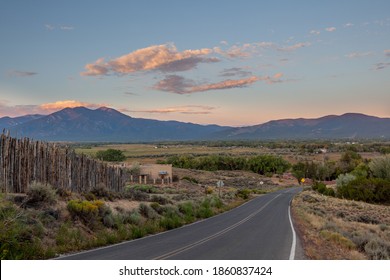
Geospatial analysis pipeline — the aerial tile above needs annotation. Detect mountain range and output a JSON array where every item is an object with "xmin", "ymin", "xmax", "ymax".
[{"xmin": 1, "ymin": 107, "xmax": 389, "ymax": 141}]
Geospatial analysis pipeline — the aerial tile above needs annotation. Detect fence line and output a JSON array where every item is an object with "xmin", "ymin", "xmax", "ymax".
[{"xmin": 0, "ymin": 133, "xmax": 128, "ymax": 193}]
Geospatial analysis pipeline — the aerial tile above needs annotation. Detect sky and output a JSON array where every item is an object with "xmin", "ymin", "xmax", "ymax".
[{"xmin": 1, "ymin": 0, "xmax": 389, "ymax": 126}]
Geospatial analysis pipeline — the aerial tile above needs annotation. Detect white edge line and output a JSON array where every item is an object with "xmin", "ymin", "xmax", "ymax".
[{"xmin": 288, "ymin": 202, "xmax": 297, "ymax": 260}]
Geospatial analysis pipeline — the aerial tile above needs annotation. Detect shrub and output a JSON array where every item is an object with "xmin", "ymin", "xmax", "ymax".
[
  {"xmin": 0, "ymin": 199, "xmax": 47, "ymax": 259},
  {"xmin": 319, "ymin": 230, "xmax": 356, "ymax": 250},
  {"xmin": 150, "ymin": 202, "xmax": 164, "ymax": 215},
  {"xmin": 210, "ymin": 196, "xmax": 223, "ymax": 209},
  {"xmin": 178, "ymin": 201, "xmax": 195, "ymax": 223},
  {"xmin": 236, "ymin": 189, "xmax": 251, "ymax": 199},
  {"xmin": 151, "ymin": 195, "xmax": 170, "ymax": 205},
  {"xmin": 312, "ymin": 182, "xmax": 335, "ymax": 197},
  {"xmin": 369, "ymin": 155, "xmax": 390, "ymax": 180},
  {"xmin": 127, "ymin": 211, "xmax": 141, "ymax": 225},
  {"xmin": 196, "ymin": 198, "xmax": 213, "ymax": 219},
  {"xmin": 25, "ymin": 183, "xmax": 57, "ymax": 207},
  {"xmin": 139, "ymin": 203, "xmax": 159, "ymax": 219},
  {"xmin": 364, "ymin": 238, "xmax": 390, "ymax": 260},
  {"xmin": 67, "ymin": 200, "xmax": 106, "ymax": 227},
  {"xmin": 205, "ymin": 186, "xmax": 213, "ymax": 195},
  {"xmin": 89, "ymin": 183, "xmax": 117, "ymax": 201},
  {"xmin": 182, "ymin": 176, "xmax": 199, "ymax": 184},
  {"xmin": 336, "ymin": 173, "xmax": 356, "ymax": 188},
  {"xmin": 159, "ymin": 207, "xmax": 183, "ymax": 230}
]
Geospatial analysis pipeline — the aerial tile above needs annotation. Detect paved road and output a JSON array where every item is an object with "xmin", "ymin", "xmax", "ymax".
[{"xmin": 58, "ymin": 187, "xmax": 303, "ymax": 260}]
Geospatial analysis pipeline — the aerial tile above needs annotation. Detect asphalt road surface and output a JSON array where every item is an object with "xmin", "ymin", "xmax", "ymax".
[{"xmin": 58, "ymin": 187, "xmax": 303, "ymax": 260}]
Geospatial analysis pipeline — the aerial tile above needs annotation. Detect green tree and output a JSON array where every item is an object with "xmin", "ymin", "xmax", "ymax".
[
  {"xmin": 338, "ymin": 150, "xmax": 362, "ymax": 174},
  {"xmin": 96, "ymin": 149, "xmax": 126, "ymax": 162},
  {"xmin": 369, "ymin": 155, "xmax": 390, "ymax": 180}
]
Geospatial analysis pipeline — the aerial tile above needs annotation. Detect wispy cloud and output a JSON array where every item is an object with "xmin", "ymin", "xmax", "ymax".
[
  {"xmin": 344, "ymin": 23, "xmax": 354, "ymax": 28},
  {"xmin": 153, "ymin": 75, "xmax": 261, "ymax": 94},
  {"xmin": 81, "ymin": 43, "xmax": 217, "ymax": 76},
  {"xmin": 325, "ymin": 27, "xmax": 336, "ymax": 32},
  {"xmin": 129, "ymin": 105, "xmax": 216, "ymax": 115},
  {"xmin": 373, "ymin": 62, "xmax": 390, "ymax": 70},
  {"xmin": 60, "ymin": 25, "xmax": 75, "ymax": 31},
  {"xmin": 309, "ymin": 30, "xmax": 321, "ymax": 35},
  {"xmin": 45, "ymin": 24, "xmax": 55, "ymax": 31},
  {"xmin": 345, "ymin": 51, "xmax": 373, "ymax": 59},
  {"xmin": 45, "ymin": 24, "xmax": 74, "ymax": 31},
  {"xmin": 214, "ymin": 42, "xmax": 275, "ymax": 58},
  {"xmin": 220, "ymin": 67, "xmax": 253, "ymax": 77},
  {"xmin": 384, "ymin": 49, "xmax": 390, "ymax": 57},
  {"xmin": 277, "ymin": 42, "xmax": 310, "ymax": 52},
  {"xmin": 7, "ymin": 70, "xmax": 38, "ymax": 77}
]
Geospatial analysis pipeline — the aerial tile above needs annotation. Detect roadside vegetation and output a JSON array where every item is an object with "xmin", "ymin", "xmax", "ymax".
[
  {"xmin": 0, "ymin": 179, "xmax": 265, "ymax": 259},
  {"xmin": 292, "ymin": 154, "xmax": 390, "ymax": 260},
  {"xmin": 292, "ymin": 189, "xmax": 390, "ymax": 259}
]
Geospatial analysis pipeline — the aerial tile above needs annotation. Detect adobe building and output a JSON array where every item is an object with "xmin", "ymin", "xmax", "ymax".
[{"xmin": 128, "ymin": 164, "xmax": 173, "ymax": 185}]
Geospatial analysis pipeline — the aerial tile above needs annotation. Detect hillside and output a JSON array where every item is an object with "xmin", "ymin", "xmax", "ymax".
[
  {"xmin": 2, "ymin": 108, "xmax": 390, "ymax": 141},
  {"xmin": 215, "ymin": 113, "xmax": 390, "ymax": 140}
]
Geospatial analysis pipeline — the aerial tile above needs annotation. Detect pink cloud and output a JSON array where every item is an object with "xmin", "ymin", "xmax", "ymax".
[
  {"xmin": 214, "ymin": 42, "xmax": 275, "ymax": 58},
  {"xmin": 81, "ymin": 43, "xmax": 217, "ymax": 76},
  {"xmin": 277, "ymin": 42, "xmax": 310, "ymax": 51},
  {"xmin": 129, "ymin": 105, "xmax": 216, "ymax": 115},
  {"xmin": 325, "ymin": 27, "xmax": 336, "ymax": 32},
  {"xmin": 0, "ymin": 100, "xmax": 107, "ymax": 117},
  {"xmin": 191, "ymin": 76, "xmax": 260, "ymax": 92}
]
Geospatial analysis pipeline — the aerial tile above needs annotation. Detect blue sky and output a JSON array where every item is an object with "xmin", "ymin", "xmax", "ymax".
[{"xmin": 1, "ymin": 0, "xmax": 389, "ymax": 126}]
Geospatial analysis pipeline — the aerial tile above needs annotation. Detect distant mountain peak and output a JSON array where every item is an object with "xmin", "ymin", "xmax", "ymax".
[{"xmin": 2, "ymin": 108, "xmax": 389, "ymax": 141}]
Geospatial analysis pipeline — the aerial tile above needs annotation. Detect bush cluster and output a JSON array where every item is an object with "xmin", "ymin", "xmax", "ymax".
[
  {"xmin": 337, "ymin": 178, "xmax": 390, "ymax": 204},
  {"xmin": 312, "ymin": 182, "xmax": 335, "ymax": 197}
]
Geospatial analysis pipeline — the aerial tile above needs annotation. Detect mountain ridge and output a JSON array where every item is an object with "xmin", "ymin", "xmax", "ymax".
[{"xmin": 1, "ymin": 107, "xmax": 390, "ymax": 141}]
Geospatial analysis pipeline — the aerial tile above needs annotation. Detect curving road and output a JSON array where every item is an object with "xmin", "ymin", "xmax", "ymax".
[{"xmin": 57, "ymin": 187, "xmax": 303, "ymax": 260}]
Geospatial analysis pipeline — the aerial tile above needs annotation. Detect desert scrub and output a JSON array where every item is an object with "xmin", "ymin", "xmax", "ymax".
[
  {"xmin": 0, "ymin": 195, "xmax": 48, "ymax": 259},
  {"xmin": 178, "ymin": 201, "xmax": 196, "ymax": 223},
  {"xmin": 292, "ymin": 189, "xmax": 390, "ymax": 259},
  {"xmin": 139, "ymin": 203, "xmax": 159, "ymax": 219},
  {"xmin": 159, "ymin": 210, "xmax": 183, "ymax": 230},
  {"xmin": 24, "ymin": 182, "xmax": 57, "ymax": 207}
]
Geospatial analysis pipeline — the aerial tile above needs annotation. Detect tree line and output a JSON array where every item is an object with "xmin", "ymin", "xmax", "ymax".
[{"xmin": 163, "ymin": 154, "xmax": 291, "ymax": 175}]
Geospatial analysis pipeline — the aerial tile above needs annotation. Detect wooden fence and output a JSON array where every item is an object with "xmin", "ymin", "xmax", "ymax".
[{"xmin": 0, "ymin": 133, "xmax": 129, "ymax": 193}]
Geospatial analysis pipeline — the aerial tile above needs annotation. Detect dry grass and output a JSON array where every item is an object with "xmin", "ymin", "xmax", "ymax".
[{"xmin": 292, "ymin": 189, "xmax": 390, "ymax": 259}]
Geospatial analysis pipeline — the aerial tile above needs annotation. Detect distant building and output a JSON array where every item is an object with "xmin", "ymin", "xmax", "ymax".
[{"xmin": 121, "ymin": 163, "xmax": 173, "ymax": 185}]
